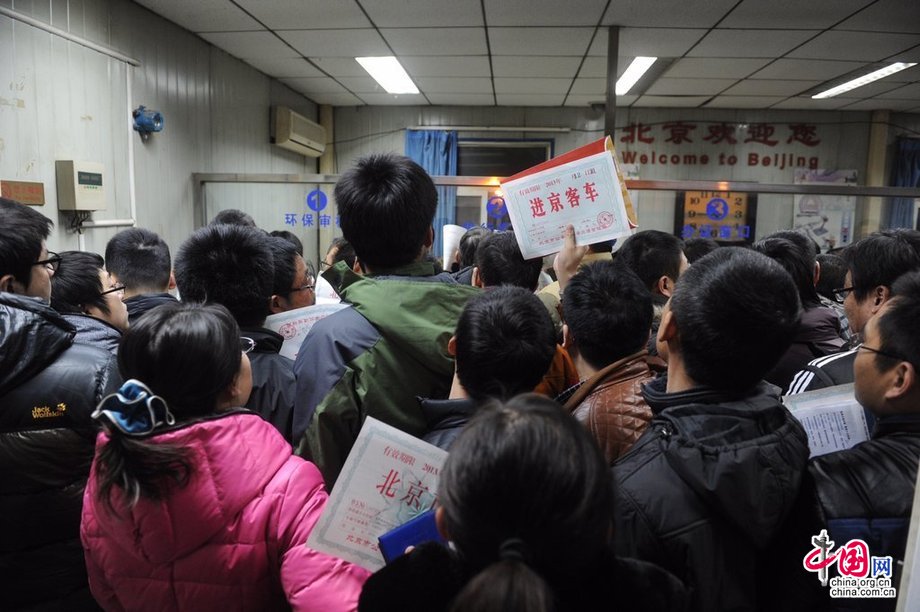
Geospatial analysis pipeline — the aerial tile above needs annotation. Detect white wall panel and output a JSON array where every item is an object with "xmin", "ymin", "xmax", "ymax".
[{"xmin": 0, "ymin": 0, "xmax": 318, "ymax": 261}]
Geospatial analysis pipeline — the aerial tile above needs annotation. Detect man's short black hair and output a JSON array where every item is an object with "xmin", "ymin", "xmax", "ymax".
[
  {"xmin": 210, "ymin": 209, "xmax": 257, "ymax": 228},
  {"xmin": 454, "ymin": 286, "xmax": 556, "ymax": 402},
  {"xmin": 0, "ymin": 197, "xmax": 52, "ymax": 287},
  {"xmin": 458, "ymin": 227, "xmax": 490, "ymax": 268},
  {"xmin": 270, "ymin": 230, "xmax": 303, "ymax": 256},
  {"xmin": 335, "ymin": 154, "xmax": 437, "ymax": 269},
  {"xmin": 563, "ymin": 261, "xmax": 653, "ymax": 370},
  {"xmin": 104, "ymin": 228, "xmax": 172, "ymax": 292},
  {"xmin": 327, "ymin": 237, "xmax": 356, "ymax": 269},
  {"xmin": 475, "ymin": 231, "xmax": 542, "ymax": 291},
  {"xmin": 844, "ymin": 229, "xmax": 920, "ymax": 301},
  {"xmin": 50, "ymin": 251, "xmax": 110, "ymax": 316},
  {"xmin": 670, "ymin": 248, "xmax": 801, "ymax": 392},
  {"xmin": 816, "ymin": 253, "xmax": 847, "ymax": 302},
  {"xmin": 615, "ymin": 230, "xmax": 685, "ymax": 293},
  {"xmin": 268, "ymin": 237, "xmax": 299, "ymax": 296},
  {"xmin": 174, "ymin": 224, "xmax": 274, "ymax": 327},
  {"xmin": 753, "ymin": 230, "xmax": 820, "ymax": 307},
  {"xmin": 683, "ymin": 237, "xmax": 719, "ymax": 263},
  {"xmin": 877, "ymin": 271, "xmax": 920, "ymax": 374}
]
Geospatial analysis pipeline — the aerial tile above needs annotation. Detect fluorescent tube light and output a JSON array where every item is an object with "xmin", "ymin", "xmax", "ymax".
[
  {"xmin": 616, "ymin": 56, "xmax": 657, "ymax": 96},
  {"xmin": 355, "ymin": 56, "xmax": 419, "ymax": 94},
  {"xmin": 812, "ymin": 62, "xmax": 917, "ymax": 99}
]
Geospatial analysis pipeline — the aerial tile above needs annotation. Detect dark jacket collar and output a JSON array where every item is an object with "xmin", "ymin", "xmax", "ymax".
[
  {"xmin": 874, "ymin": 413, "xmax": 920, "ymax": 438},
  {"xmin": 0, "ymin": 293, "xmax": 75, "ymax": 396},
  {"xmin": 239, "ymin": 326, "xmax": 284, "ymax": 354},
  {"xmin": 641, "ymin": 374, "xmax": 777, "ymax": 414},
  {"xmin": 123, "ymin": 292, "xmax": 178, "ymax": 321}
]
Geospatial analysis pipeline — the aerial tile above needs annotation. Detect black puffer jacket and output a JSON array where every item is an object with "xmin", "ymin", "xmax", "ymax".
[
  {"xmin": 240, "ymin": 326, "xmax": 296, "ymax": 444},
  {"xmin": 613, "ymin": 377, "xmax": 809, "ymax": 612},
  {"xmin": 0, "ymin": 293, "xmax": 120, "ymax": 611}
]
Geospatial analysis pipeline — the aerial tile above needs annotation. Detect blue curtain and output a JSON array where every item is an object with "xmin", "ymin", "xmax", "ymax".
[
  {"xmin": 887, "ymin": 138, "xmax": 920, "ymax": 229},
  {"xmin": 406, "ymin": 130, "xmax": 458, "ymax": 262}
]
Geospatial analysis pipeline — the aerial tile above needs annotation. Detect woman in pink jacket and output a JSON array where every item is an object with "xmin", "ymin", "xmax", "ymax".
[{"xmin": 81, "ymin": 302, "xmax": 368, "ymax": 611}]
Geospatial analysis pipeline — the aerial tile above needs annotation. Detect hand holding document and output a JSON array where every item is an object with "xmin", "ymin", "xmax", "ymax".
[
  {"xmin": 306, "ymin": 417, "xmax": 449, "ymax": 571},
  {"xmin": 501, "ymin": 136, "xmax": 638, "ymax": 259},
  {"xmin": 264, "ymin": 302, "xmax": 348, "ymax": 360},
  {"xmin": 783, "ymin": 383, "xmax": 870, "ymax": 458}
]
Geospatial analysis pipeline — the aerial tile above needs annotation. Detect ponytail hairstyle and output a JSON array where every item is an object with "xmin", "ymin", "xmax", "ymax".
[
  {"xmin": 439, "ymin": 394, "xmax": 613, "ymax": 612},
  {"xmin": 94, "ymin": 302, "xmax": 243, "ymax": 511}
]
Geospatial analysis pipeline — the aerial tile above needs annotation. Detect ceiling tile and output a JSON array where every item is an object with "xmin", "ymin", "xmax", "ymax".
[
  {"xmin": 632, "ymin": 95, "xmax": 710, "ymax": 107},
  {"xmin": 837, "ymin": 0, "xmax": 920, "ymax": 34},
  {"xmin": 279, "ymin": 77, "xmax": 349, "ymax": 94},
  {"xmin": 484, "ymin": 0, "xmax": 607, "ymax": 26},
  {"xmin": 564, "ymin": 94, "xmax": 637, "ymax": 107},
  {"xmin": 381, "ymin": 27, "xmax": 488, "ymax": 56},
  {"xmin": 495, "ymin": 93, "xmax": 566, "ymax": 106},
  {"xmin": 770, "ymin": 96, "xmax": 861, "ymax": 110},
  {"xmin": 492, "ymin": 56, "xmax": 582, "ymax": 78},
  {"xmin": 415, "ymin": 77, "xmax": 493, "ymax": 94},
  {"xmin": 749, "ymin": 58, "xmax": 866, "ymax": 80},
  {"xmin": 703, "ymin": 96, "xmax": 788, "ymax": 108},
  {"xmin": 719, "ymin": 0, "xmax": 871, "ymax": 29},
  {"xmin": 494, "ymin": 78, "xmax": 572, "ymax": 95},
  {"xmin": 489, "ymin": 27, "xmax": 594, "ymax": 56},
  {"xmin": 886, "ymin": 47, "xmax": 920, "ymax": 65},
  {"xmin": 199, "ymin": 31, "xmax": 293, "ymax": 58},
  {"xmin": 362, "ymin": 0, "xmax": 483, "ymax": 27},
  {"xmin": 877, "ymin": 82, "xmax": 920, "ymax": 99},
  {"xmin": 311, "ymin": 92, "xmax": 365, "ymax": 105},
  {"xmin": 688, "ymin": 29, "xmax": 820, "ymax": 58},
  {"xmin": 569, "ymin": 78, "xmax": 607, "ymax": 95},
  {"xmin": 787, "ymin": 31, "xmax": 920, "ymax": 62},
  {"xmin": 308, "ymin": 57, "xmax": 369, "ymax": 77},
  {"xmin": 589, "ymin": 28, "xmax": 707, "ymax": 57},
  {"xmin": 664, "ymin": 58, "xmax": 771, "ymax": 79},
  {"xmin": 400, "ymin": 56, "xmax": 492, "ymax": 77},
  {"xmin": 602, "ymin": 0, "xmax": 739, "ymax": 28},
  {"xmin": 133, "ymin": 0, "xmax": 262, "ymax": 33},
  {"xmin": 243, "ymin": 57, "xmax": 325, "ymax": 78},
  {"xmin": 278, "ymin": 29, "xmax": 389, "ymax": 57},
  {"xmin": 580, "ymin": 57, "xmax": 630, "ymax": 78},
  {"xmin": 722, "ymin": 79, "xmax": 821, "ymax": 96},
  {"xmin": 234, "ymin": 0, "xmax": 370, "ymax": 29},
  {"xmin": 336, "ymin": 76, "xmax": 387, "ymax": 93},
  {"xmin": 428, "ymin": 93, "xmax": 496, "ymax": 105},
  {"xmin": 358, "ymin": 93, "xmax": 429, "ymax": 105},
  {"xmin": 838, "ymin": 98, "xmax": 920, "ymax": 110},
  {"xmin": 645, "ymin": 77, "xmax": 737, "ymax": 95}
]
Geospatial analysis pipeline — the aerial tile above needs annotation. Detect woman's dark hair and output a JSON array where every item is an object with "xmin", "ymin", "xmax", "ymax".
[
  {"xmin": 458, "ymin": 226, "xmax": 490, "ymax": 268},
  {"xmin": 95, "ymin": 302, "xmax": 242, "ymax": 511},
  {"xmin": 439, "ymin": 394, "xmax": 612, "ymax": 612},
  {"xmin": 270, "ymin": 230, "xmax": 303, "ymax": 256},
  {"xmin": 50, "ymin": 251, "xmax": 110, "ymax": 316}
]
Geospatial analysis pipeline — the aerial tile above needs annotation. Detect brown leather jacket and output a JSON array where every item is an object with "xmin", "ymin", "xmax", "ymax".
[{"xmin": 563, "ymin": 350, "xmax": 655, "ymax": 465}]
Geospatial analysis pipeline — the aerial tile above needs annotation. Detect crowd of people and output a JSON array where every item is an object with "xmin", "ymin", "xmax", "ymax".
[{"xmin": 2, "ymin": 151, "xmax": 920, "ymax": 611}]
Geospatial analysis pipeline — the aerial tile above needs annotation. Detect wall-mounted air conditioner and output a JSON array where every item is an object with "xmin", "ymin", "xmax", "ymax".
[{"xmin": 271, "ymin": 106, "xmax": 326, "ymax": 158}]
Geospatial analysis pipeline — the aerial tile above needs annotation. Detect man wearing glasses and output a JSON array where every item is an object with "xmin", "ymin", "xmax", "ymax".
[
  {"xmin": 772, "ymin": 271, "xmax": 920, "ymax": 609},
  {"xmin": 788, "ymin": 229, "xmax": 920, "ymax": 395},
  {"xmin": 0, "ymin": 197, "xmax": 120, "ymax": 610}
]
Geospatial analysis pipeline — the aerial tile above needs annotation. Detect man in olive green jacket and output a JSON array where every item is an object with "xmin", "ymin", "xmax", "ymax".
[{"xmin": 293, "ymin": 154, "xmax": 477, "ymax": 487}]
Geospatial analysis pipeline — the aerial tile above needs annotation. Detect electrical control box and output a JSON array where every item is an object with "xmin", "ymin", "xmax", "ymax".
[{"xmin": 55, "ymin": 160, "xmax": 106, "ymax": 211}]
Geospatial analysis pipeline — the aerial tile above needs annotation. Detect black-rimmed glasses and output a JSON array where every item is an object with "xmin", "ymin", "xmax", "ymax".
[
  {"xmin": 832, "ymin": 286, "xmax": 856, "ymax": 303},
  {"xmin": 100, "ymin": 284, "xmax": 126, "ymax": 297},
  {"xmin": 287, "ymin": 281, "xmax": 315, "ymax": 294},
  {"xmin": 240, "ymin": 337, "xmax": 256, "ymax": 354},
  {"xmin": 34, "ymin": 251, "xmax": 62, "ymax": 273},
  {"xmin": 855, "ymin": 342, "xmax": 906, "ymax": 362}
]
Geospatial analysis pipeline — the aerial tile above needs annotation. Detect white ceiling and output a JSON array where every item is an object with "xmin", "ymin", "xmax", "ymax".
[{"xmin": 133, "ymin": 0, "xmax": 920, "ymax": 111}]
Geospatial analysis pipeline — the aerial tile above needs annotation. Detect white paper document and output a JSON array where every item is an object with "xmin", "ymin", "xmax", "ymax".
[
  {"xmin": 263, "ymin": 302, "xmax": 348, "ymax": 360},
  {"xmin": 501, "ymin": 139, "xmax": 634, "ymax": 259},
  {"xmin": 306, "ymin": 417, "xmax": 448, "ymax": 571},
  {"xmin": 783, "ymin": 383, "xmax": 869, "ymax": 458}
]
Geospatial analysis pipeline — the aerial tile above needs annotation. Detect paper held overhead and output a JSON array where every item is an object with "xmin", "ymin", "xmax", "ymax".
[{"xmin": 500, "ymin": 136, "xmax": 638, "ymax": 260}]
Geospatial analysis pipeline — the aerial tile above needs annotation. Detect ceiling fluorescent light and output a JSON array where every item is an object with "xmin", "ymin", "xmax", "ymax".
[
  {"xmin": 812, "ymin": 62, "xmax": 917, "ymax": 99},
  {"xmin": 356, "ymin": 56, "xmax": 419, "ymax": 94},
  {"xmin": 616, "ymin": 56, "xmax": 657, "ymax": 96}
]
